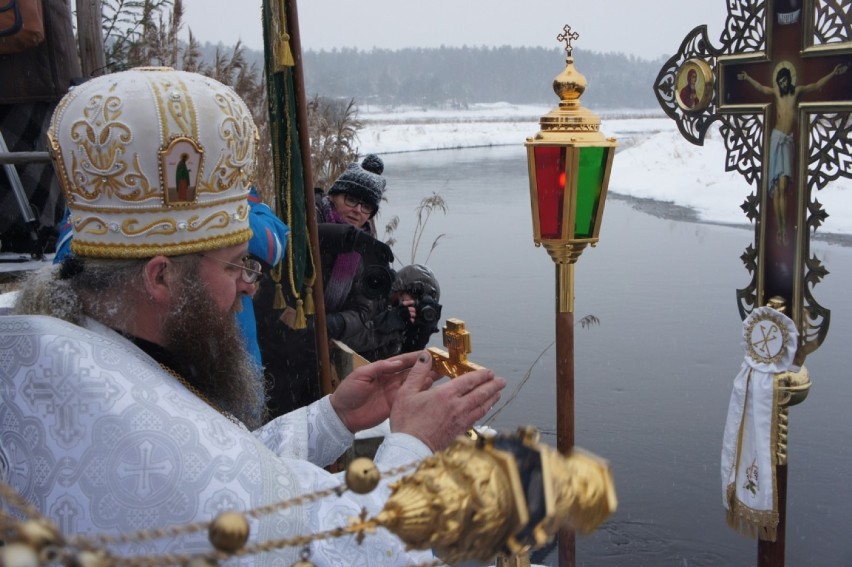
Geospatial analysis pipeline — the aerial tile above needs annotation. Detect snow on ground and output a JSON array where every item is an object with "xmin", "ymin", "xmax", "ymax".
[{"xmin": 358, "ymin": 103, "xmax": 851, "ymax": 237}]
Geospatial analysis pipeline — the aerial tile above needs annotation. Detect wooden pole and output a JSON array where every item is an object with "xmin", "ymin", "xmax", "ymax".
[
  {"xmin": 556, "ymin": 262, "xmax": 576, "ymax": 567},
  {"xmin": 283, "ymin": 0, "xmax": 333, "ymax": 396},
  {"xmin": 75, "ymin": 0, "xmax": 106, "ymax": 78},
  {"xmin": 757, "ymin": 465, "xmax": 787, "ymax": 566}
]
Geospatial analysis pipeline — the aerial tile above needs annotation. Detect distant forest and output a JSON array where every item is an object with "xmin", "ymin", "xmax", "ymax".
[
  {"xmin": 302, "ymin": 46, "xmax": 667, "ymax": 108},
  {"xmin": 223, "ymin": 44, "xmax": 668, "ymax": 109}
]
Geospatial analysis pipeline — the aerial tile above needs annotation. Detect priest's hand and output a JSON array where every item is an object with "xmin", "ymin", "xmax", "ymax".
[
  {"xmin": 330, "ymin": 351, "xmax": 506, "ymax": 450},
  {"xmin": 389, "ymin": 351, "xmax": 506, "ymax": 452},
  {"xmin": 330, "ymin": 350, "xmax": 422, "ymax": 433}
]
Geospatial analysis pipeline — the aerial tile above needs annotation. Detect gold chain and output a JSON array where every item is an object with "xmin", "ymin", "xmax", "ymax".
[{"xmin": 0, "ymin": 458, "xmax": 422, "ymax": 565}]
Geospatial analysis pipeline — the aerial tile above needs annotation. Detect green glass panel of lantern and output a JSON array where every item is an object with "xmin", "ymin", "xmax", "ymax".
[{"xmin": 575, "ymin": 146, "xmax": 606, "ymax": 238}]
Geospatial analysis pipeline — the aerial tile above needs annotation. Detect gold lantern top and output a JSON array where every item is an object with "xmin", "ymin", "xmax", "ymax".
[
  {"xmin": 530, "ymin": 25, "xmax": 614, "ymax": 148},
  {"xmin": 525, "ymin": 25, "xmax": 617, "ymax": 266}
]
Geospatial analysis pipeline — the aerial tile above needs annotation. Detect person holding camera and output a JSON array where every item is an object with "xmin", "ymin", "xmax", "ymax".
[
  {"xmin": 315, "ymin": 154, "xmax": 417, "ymax": 361},
  {"xmin": 390, "ymin": 263, "xmax": 443, "ymax": 352}
]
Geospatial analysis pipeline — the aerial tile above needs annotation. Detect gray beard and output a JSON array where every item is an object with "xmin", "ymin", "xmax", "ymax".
[{"xmin": 162, "ymin": 279, "xmax": 267, "ymax": 429}]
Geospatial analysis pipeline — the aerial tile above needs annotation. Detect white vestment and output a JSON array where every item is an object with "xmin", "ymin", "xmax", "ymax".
[{"xmin": 0, "ymin": 315, "xmax": 433, "ymax": 566}]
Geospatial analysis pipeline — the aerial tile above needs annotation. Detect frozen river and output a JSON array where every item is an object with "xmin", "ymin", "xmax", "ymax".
[{"xmin": 380, "ymin": 143, "xmax": 852, "ymax": 566}]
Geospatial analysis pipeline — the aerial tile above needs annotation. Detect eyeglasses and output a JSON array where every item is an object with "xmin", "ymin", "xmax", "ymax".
[
  {"xmin": 342, "ymin": 194, "xmax": 376, "ymax": 214},
  {"xmin": 199, "ymin": 254, "xmax": 264, "ymax": 284}
]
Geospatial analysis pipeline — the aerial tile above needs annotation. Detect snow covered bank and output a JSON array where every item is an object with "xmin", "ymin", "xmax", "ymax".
[
  {"xmin": 358, "ymin": 104, "xmax": 851, "ymax": 238},
  {"xmin": 358, "ymin": 103, "xmax": 667, "ymax": 153}
]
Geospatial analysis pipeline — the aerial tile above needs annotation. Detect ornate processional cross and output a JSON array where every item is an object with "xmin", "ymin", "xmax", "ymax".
[{"xmin": 653, "ymin": 0, "xmax": 851, "ymax": 361}]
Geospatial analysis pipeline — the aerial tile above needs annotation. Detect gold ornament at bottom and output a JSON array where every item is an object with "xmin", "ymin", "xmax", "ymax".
[
  {"xmin": 0, "ymin": 543, "xmax": 40, "ymax": 567},
  {"xmin": 346, "ymin": 457, "xmax": 381, "ymax": 494},
  {"xmin": 208, "ymin": 511, "xmax": 250, "ymax": 553},
  {"xmin": 367, "ymin": 426, "xmax": 617, "ymax": 564}
]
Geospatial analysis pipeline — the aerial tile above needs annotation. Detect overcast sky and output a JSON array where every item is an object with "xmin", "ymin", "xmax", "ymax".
[{"xmin": 182, "ymin": 0, "xmax": 729, "ymax": 61}]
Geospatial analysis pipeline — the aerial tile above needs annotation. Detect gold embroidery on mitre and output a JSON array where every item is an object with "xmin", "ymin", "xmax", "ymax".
[
  {"xmin": 73, "ymin": 217, "xmax": 110, "ymax": 235},
  {"xmin": 70, "ymin": 228, "xmax": 253, "ymax": 258},
  {"xmin": 121, "ymin": 218, "xmax": 182, "ymax": 237},
  {"xmin": 150, "ymin": 75, "xmax": 198, "ymax": 141},
  {"xmin": 206, "ymin": 94, "xmax": 257, "ymax": 193},
  {"xmin": 65, "ymin": 94, "xmax": 156, "ymax": 203},
  {"xmin": 119, "ymin": 210, "xmax": 237, "ymax": 237},
  {"xmin": 182, "ymin": 211, "xmax": 233, "ymax": 232}
]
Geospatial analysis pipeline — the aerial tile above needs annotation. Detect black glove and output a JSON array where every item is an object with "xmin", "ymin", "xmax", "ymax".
[{"xmin": 374, "ymin": 304, "xmax": 410, "ymax": 334}]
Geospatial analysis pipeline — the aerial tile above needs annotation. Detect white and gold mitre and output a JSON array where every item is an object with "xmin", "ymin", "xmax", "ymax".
[{"xmin": 48, "ymin": 67, "xmax": 257, "ymax": 258}]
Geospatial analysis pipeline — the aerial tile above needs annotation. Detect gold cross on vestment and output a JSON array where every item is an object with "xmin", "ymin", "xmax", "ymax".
[{"xmin": 653, "ymin": 0, "xmax": 852, "ymax": 362}]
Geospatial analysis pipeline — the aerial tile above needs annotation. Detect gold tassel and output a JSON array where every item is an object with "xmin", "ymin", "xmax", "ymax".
[
  {"xmin": 303, "ymin": 275, "xmax": 316, "ymax": 316},
  {"xmin": 304, "ymin": 285, "xmax": 315, "ymax": 315},
  {"xmin": 275, "ymin": 32, "xmax": 295, "ymax": 69},
  {"xmin": 271, "ymin": 262, "xmax": 286, "ymax": 309},
  {"xmin": 293, "ymin": 299, "xmax": 307, "ymax": 329},
  {"xmin": 274, "ymin": 282, "xmax": 286, "ymax": 310},
  {"xmin": 273, "ymin": 0, "xmax": 295, "ymax": 70}
]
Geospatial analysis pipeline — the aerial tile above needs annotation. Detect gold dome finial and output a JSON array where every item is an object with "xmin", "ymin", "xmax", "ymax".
[
  {"xmin": 553, "ymin": 25, "xmax": 587, "ymax": 107},
  {"xmin": 530, "ymin": 25, "xmax": 605, "ymax": 142}
]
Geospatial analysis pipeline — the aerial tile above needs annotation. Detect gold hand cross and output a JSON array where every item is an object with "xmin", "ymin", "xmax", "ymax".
[{"xmin": 428, "ymin": 318, "xmax": 485, "ymax": 378}]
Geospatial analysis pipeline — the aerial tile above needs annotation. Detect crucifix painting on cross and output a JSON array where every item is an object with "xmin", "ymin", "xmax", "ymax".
[
  {"xmin": 654, "ymin": 0, "xmax": 852, "ymax": 358},
  {"xmin": 715, "ymin": 0, "xmax": 852, "ymax": 342},
  {"xmin": 737, "ymin": 61, "xmax": 847, "ymax": 245}
]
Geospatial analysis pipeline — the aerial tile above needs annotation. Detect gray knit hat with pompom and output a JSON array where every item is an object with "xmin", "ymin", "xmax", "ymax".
[{"xmin": 328, "ymin": 154, "xmax": 386, "ymax": 217}]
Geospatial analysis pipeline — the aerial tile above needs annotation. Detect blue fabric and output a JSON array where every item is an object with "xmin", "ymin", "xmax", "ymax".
[
  {"xmin": 238, "ymin": 296, "xmax": 263, "ymax": 369},
  {"xmin": 239, "ymin": 188, "xmax": 290, "ymax": 367},
  {"xmin": 53, "ymin": 187, "xmax": 290, "ymax": 370},
  {"xmin": 247, "ymin": 187, "xmax": 290, "ymax": 267},
  {"xmin": 52, "ymin": 209, "xmax": 73, "ymax": 262}
]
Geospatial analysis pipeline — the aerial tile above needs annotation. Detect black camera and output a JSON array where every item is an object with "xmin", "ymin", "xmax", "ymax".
[
  {"xmin": 390, "ymin": 264, "xmax": 443, "ymax": 352},
  {"xmin": 401, "ymin": 296, "xmax": 442, "ymax": 352},
  {"xmin": 414, "ymin": 296, "xmax": 441, "ymax": 325},
  {"xmin": 361, "ymin": 264, "xmax": 395, "ymax": 301}
]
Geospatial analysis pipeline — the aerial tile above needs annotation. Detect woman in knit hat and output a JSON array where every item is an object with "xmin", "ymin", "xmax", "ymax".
[
  {"xmin": 317, "ymin": 153, "xmax": 385, "ymax": 232},
  {"xmin": 315, "ymin": 154, "xmax": 417, "ymax": 361}
]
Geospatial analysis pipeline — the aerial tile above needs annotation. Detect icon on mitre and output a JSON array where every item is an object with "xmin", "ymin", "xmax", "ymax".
[{"xmin": 162, "ymin": 137, "xmax": 203, "ymax": 205}]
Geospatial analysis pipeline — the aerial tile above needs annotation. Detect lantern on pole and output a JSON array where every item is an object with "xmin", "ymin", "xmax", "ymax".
[
  {"xmin": 524, "ymin": 25, "xmax": 616, "ymax": 567},
  {"xmin": 526, "ymin": 24, "xmax": 616, "ymax": 289}
]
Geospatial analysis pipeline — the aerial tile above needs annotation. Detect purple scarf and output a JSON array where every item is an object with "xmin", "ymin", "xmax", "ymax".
[{"xmin": 320, "ymin": 197, "xmax": 373, "ymax": 312}]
